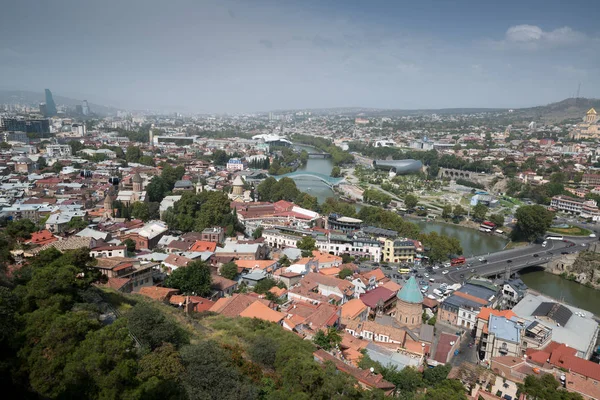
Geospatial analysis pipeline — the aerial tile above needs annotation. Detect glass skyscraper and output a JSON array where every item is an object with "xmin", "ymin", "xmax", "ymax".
[{"xmin": 44, "ymin": 89, "xmax": 57, "ymax": 117}]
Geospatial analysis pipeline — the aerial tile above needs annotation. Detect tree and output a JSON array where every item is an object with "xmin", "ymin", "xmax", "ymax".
[
  {"xmin": 338, "ymin": 268, "xmax": 353, "ymax": 279},
  {"xmin": 146, "ymin": 175, "xmax": 168, "ymax": 203},
  {"xmin": 67, "ymin": 217, "xmax": 88, "ymax": 231},
  {"xmin": 512, "ymin": 205, "xmax": 554, "ymax": 242},
  {"xmin": 248, "ymin": 336, "xmax": 279, "ymax": 369},
  {"xmin": 278, "ymin": 255, "xmax": 291, "ymax": 269},
  {"xmin": 127, "ymin": 303, "xmax": 189, "ymax": 350},
  {"xmin": 472, "ymin": 203, "xmax": 488, "ymax": 221},
  {"xmin": 296, "ymin": 236, "xmax": 316, "ymax": 257},
  {"xmin": 138, "ymin": 155, "xmax": 155, "ymax": 166},
  {"xmin": 126, "ymin": 146, "xmax": 143, "ymax": 163},
  {"xmin": 252, "ymin": 227, "xmax": 263, "ymax": 239},
  {"xmin": 5, "ymin": 219, "xmax": 36, "ymax": 241},
  {"xmin": 330, "ymin": 166, "xmax": 341, "ymax": 178},
  {"xmin": 442, "ymin": 205, "xmax": 453, "ymax": 219},
  {"xmin": 419, "ymin": 231, "xmax": 462, "ymax": 263},
  {"xmin": 164, "ymin": 260, "xmax": 213, "ymax": 297},
  {"xmin": 131, "ymin": 201, "xmax": 150, "ymax": 221},
  {"xmin": 489, "ymin": 213, "xmax": 504, "ymax": 227},
  {"xmin": 312, "ymin": 328, "xmax": 342, "ymax": 350},
  {"xmin": 122, "ymin": 238, "xmax": 136, "ymax": 253},
  {"xmin": 220, "ymin": 262, "xmax": 239, "ymax": 280},
  {"xmin": 404, "ymin": 194, "xmax": 418, "ymax": 210},
  {"xmin": 254, "ymin": 278, "xmax": 277, "ymax": 294},
  {"xmin": 518, "ymin": 374, "xmax": 583, "ymax": 400}
]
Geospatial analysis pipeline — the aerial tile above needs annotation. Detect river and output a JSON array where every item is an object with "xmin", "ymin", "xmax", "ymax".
[{"xmin": 290, "ymin": 144, "xmax": 597, "ymax": 312}]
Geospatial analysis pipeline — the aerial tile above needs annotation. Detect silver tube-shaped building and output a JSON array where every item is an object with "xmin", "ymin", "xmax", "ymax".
[{"xmin": 372, "ymin": 159, "xmax": 423, "ymax": 174}]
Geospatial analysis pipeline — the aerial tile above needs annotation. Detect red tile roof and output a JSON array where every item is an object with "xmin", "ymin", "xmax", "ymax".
[
  {"xmin": 359, "ymin": 287, "xmax": 396, "ymax": 309},
  {"xmin": 190, "ymin": 240, "xmax": 217, "ymax": 252},
  {"xmin": 138, "ymin": 286, "xmax": 179, "ymax": 301}
]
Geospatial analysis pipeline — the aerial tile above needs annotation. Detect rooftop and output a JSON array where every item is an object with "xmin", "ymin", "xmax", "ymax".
[
  {"xmin": 488, "ymin": 315, "xmax": 520, "ymax": 343},
  {"xmin": 397, "ymin": 276, "xmax": 423, "ymax": 304}
]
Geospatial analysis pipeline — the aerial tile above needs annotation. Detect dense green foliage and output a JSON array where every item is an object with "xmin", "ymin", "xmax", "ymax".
[
  {"xmin": 255, "ymin": 177, "xmax": 318, "ymax": 210},
  {"xmin": 363, "ymin": 188, "xmax": 392, "ymax": 207},
  {"xmin": 404, "ymin": 194, "xmax": 419, "ymax": 210},
  {"xmin": 145, "ymin": 164, "xmax": 186, "ymax": 203},
  {"xmin": 358, "ymin": 352, "xmax": 465, "ymax": 399},
  {"xmin": 518, "ymin": 374, "xmax": 583, "ymax": 400},
  {"xmin": 220, "ymin": 262, "xmax": 239, "ymax": 280},
  {"xmin": 471, "ymin": 203, "xmax": 488, "ymax": 221},
  {"xmin": 312, "ymin": 327, "xmax": 342, "ymax": 350},
  {"xmin": 511, "ymin": 205, "xmax": 554, "ymax": 241},
  {"xmin": 296, "ymin": 235, "xmax": 317, "ymax": 257},
  {"xmin": 164, "ymin": 260, "xmax": 213, "ymax": 296},
  {"xmin": 162, "ymin": 191, "xmax": 243, "ymax": 234},
  {"xmin": 292, "ymin": 134, "xmax": 354, "ymax": 165}
]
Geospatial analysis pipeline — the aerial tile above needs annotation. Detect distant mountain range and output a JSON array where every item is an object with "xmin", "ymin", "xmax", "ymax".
[
  {"xmin": 511, "ymin": 97, "xmax": 600, "ymax": 122},
  {"xmin": 0, "ymin": 90, "xmax": 120, "ymax": 116},
  {"xmin": 270, "ymin": 98, "xmax": 600, "ymax": 121}
]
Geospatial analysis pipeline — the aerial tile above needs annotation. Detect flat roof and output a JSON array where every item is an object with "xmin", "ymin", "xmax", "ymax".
[
  {"xmin": 512, "ymin": 293, "xmax": 598, "ymax": 356},
  {"xmin": 488, "ymin": 315, "xmax": 520, "ymax": 343}
]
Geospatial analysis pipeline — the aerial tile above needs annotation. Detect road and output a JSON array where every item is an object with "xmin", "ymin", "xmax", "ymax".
[{"xmin": 447, "ymin": 235, "xmax": 598, "ymax": 283}]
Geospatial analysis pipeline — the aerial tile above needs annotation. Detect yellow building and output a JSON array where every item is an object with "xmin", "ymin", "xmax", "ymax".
[
  {"xmin": 382, "ymin": 238, "xmax": 416, "ymax": 263},
  {"xmin": 570, "ymin": 108, "xmax": 600, "ymax": 140}
]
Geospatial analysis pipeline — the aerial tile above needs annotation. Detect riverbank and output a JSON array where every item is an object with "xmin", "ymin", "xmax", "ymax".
[{"xmin": 542, "ymin": 250, "xmax": 600, "ymax": 290}]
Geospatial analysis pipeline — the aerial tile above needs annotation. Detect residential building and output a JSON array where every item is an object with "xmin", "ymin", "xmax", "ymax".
[
  {"xmin": 341, "ymin": 298, "xmax": 370, "ymax": 321},
  {"xmin": 360, "ymin": 286, "xmax": 397, "ymax": 317},
  {"xmin": 46, "ymin": 144, "xmax": 72, "ymax": 158},
  {"xmin": 382, "ymin": 238, "xmax": 416, "ymax": 263},
  {"xmin": 214, "ymin": 241, "xmax": 268, "ymax": 260},
  {"xmin": 94, "ymin": 257, "xmax": 156, "ymax": 292},
  {"xmin": 226, "ymin": 158, "xmax": 244, "ymax": 171},
  {"xmin": 550, "ymin": 195, "xmax": 598, "ymax": 216},
  {"xmin": 90, "ymin": 245, "xmax": 127, "ymax": 258},
  {"xmin": 327, "ymin": 213, "xmax": 362, "ymax": 233},
  {"xmin": 201, "ymin": 227, "xmax": 225, "ymax": 243},
  {"xmin": 120, "ymin": 221, "xmax": 168, "ymax": 250}
]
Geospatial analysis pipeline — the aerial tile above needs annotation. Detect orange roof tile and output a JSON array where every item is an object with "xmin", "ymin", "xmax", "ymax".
[
  {"xmin": 341, "ymin": 298, "xmax": 368, "ymax": 320},
  {"xmin": 319, "ymin": 267, "xmax": 341, "ymax": 276},
  {"xmin": 477, "ymin": 307, "xmax": 516, "ymax": 321},
  {"xmin": 189, "ymin": 240, "xmax": 217, "ymax": 252},
  {"xmin": 381, "ymin": 280, "xmax": 402, "ymax": 292},
  {"xmin": 234, "ymin": 259, "xmax": 278, "ymax": 271},
  {"xmin": 239, "ymin": 301, "xmax": 285, "ymax": 323},
  {"xmin": 454, "ymin": 291, "xmax": 488, "ymax": 305},
  {"xmin": 362, "ymin": 268, "xmax": 386, "ymax": 282},
  {"xmin": 138, "ymin": 286, "xmax": 179, "ymax": 301}
]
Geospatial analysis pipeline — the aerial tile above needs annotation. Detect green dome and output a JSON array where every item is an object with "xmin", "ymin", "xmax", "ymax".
[{"xmin": 397, "ymin": 276, "xmax": 423, "ymax": 304}]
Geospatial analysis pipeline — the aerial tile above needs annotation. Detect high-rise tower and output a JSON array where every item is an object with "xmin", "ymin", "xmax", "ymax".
[{"xmin": 44, "ymin": 89, "xmax": 57, "ymax": 117}]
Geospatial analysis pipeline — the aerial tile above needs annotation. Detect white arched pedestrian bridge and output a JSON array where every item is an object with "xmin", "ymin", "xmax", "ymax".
[{"xmin": 274, "ymin": 171, "xmax": 345, "ymax": 187}]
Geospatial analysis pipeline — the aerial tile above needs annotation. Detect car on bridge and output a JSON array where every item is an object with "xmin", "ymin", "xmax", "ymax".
[{"xmin": 533, "ymin": 254, "xmax": 539, "ymax": 257}]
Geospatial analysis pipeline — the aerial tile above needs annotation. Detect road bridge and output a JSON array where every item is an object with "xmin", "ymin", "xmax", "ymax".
[
  {"xmin": 307, "ymin": 153, "xmax": 332, "ymax": 159},
  {"xmin": 273, "ymin": 171, "xmax": 345, "ymax": 188},
  {"xmin": 447, "ymin": 236, "xmax": 596, "ymax": 283}
]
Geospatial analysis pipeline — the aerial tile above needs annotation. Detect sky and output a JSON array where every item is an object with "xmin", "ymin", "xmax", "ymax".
[{"xmin": 0, "ymin": 0, "xmax": 599, "ymax": 113}]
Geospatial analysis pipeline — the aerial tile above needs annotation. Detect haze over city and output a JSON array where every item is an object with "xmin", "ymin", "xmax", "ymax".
[{"xmin": 1, "ymin": 0, "xmax": 599, "ymax": 113}]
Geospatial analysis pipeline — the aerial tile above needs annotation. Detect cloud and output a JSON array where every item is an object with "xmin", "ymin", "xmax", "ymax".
[
  {"xmin": 503, "ymin": 24, "xmax": 587, "ymax": 48},
  {"xmin": 259, "ymin": 39, "xmax": 273, "ymax": 49},
  {"xmin": 554, "ymin": 65, "xmax": 588, "ymax": 77}
]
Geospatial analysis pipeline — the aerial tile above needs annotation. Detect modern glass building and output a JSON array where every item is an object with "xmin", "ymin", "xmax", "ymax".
[{"xmin": 44, "ymin": 89, "xmax": 57, "ymax": 117}]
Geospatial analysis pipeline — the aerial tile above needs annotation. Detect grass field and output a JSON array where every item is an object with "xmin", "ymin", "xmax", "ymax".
[{"xmin": 547, "ymin": 226, "xmax": 592, "ymax": 236}]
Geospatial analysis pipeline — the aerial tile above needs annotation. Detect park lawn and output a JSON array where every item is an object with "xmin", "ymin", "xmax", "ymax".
[{"xmin": 547, "ymin": 226, "xmax": 592, "ymax": 236}]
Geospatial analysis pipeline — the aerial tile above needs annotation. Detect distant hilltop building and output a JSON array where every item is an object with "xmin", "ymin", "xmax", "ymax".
[
  {"xmin": 355, "ymin": 117, "xmax": 369, "ymax": 125},
  {"xmin": 82, "ymin": 100, "xmax": 90, "ymax": 116},
  {"xmin": 528, "ymin": 121, "xmax": 537, "ymax": 130},
  {"xmin": 570, "ymin": 108, "xmax": 599, "ymax": 140}
]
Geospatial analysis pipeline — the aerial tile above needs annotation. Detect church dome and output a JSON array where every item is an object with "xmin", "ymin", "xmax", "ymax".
[{"xmin": 397, "ymin": 276, "xmax": 423, "ymax": 304}]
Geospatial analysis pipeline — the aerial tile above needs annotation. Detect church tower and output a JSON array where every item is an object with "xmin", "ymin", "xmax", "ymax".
[
  {"xmin": 232, "ymin": 175, "xmax": 244, "ymax": 196},
  {"xmin": 103, "ymin": 192, "xmax": 113, "ymax": 219},
  {"xmin": 585, "ymin": 108, "xmax": 598, "ymax": 124},
  {"xmin": 395, "ymin": 276, "xmax": 424, "ymax": 331},
  {"xmin": 132, "ymin": 172, "xmax": 143, "ymax": 192}
]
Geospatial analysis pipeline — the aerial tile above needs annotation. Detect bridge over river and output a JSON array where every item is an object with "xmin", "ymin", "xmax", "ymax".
[
  {"xmin": 447, "ymin": 236, "xmax": 597, "ymax": 283},
  {"xmin": 273, "ymin": 171, "xmax": 345, "ymax": 188}
]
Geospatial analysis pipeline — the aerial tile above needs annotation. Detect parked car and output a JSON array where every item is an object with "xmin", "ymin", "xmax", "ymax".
[
  {"xmin": 442, "ymin": 270, "xmax": 449, "ymax": 275},
  {"xmin": 460, "ymin": 274, "xmax": 465, "ymax": 278}
]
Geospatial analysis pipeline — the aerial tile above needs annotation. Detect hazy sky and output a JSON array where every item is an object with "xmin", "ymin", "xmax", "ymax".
[{"xmin": 1, "ymin": 0, "xmax": 599, "ymax": 113}]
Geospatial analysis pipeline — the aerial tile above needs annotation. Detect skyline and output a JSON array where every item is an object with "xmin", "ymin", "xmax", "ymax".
[{"xmin": 1, "ymin": 0, "xmax": 599, "ymax": 113}]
